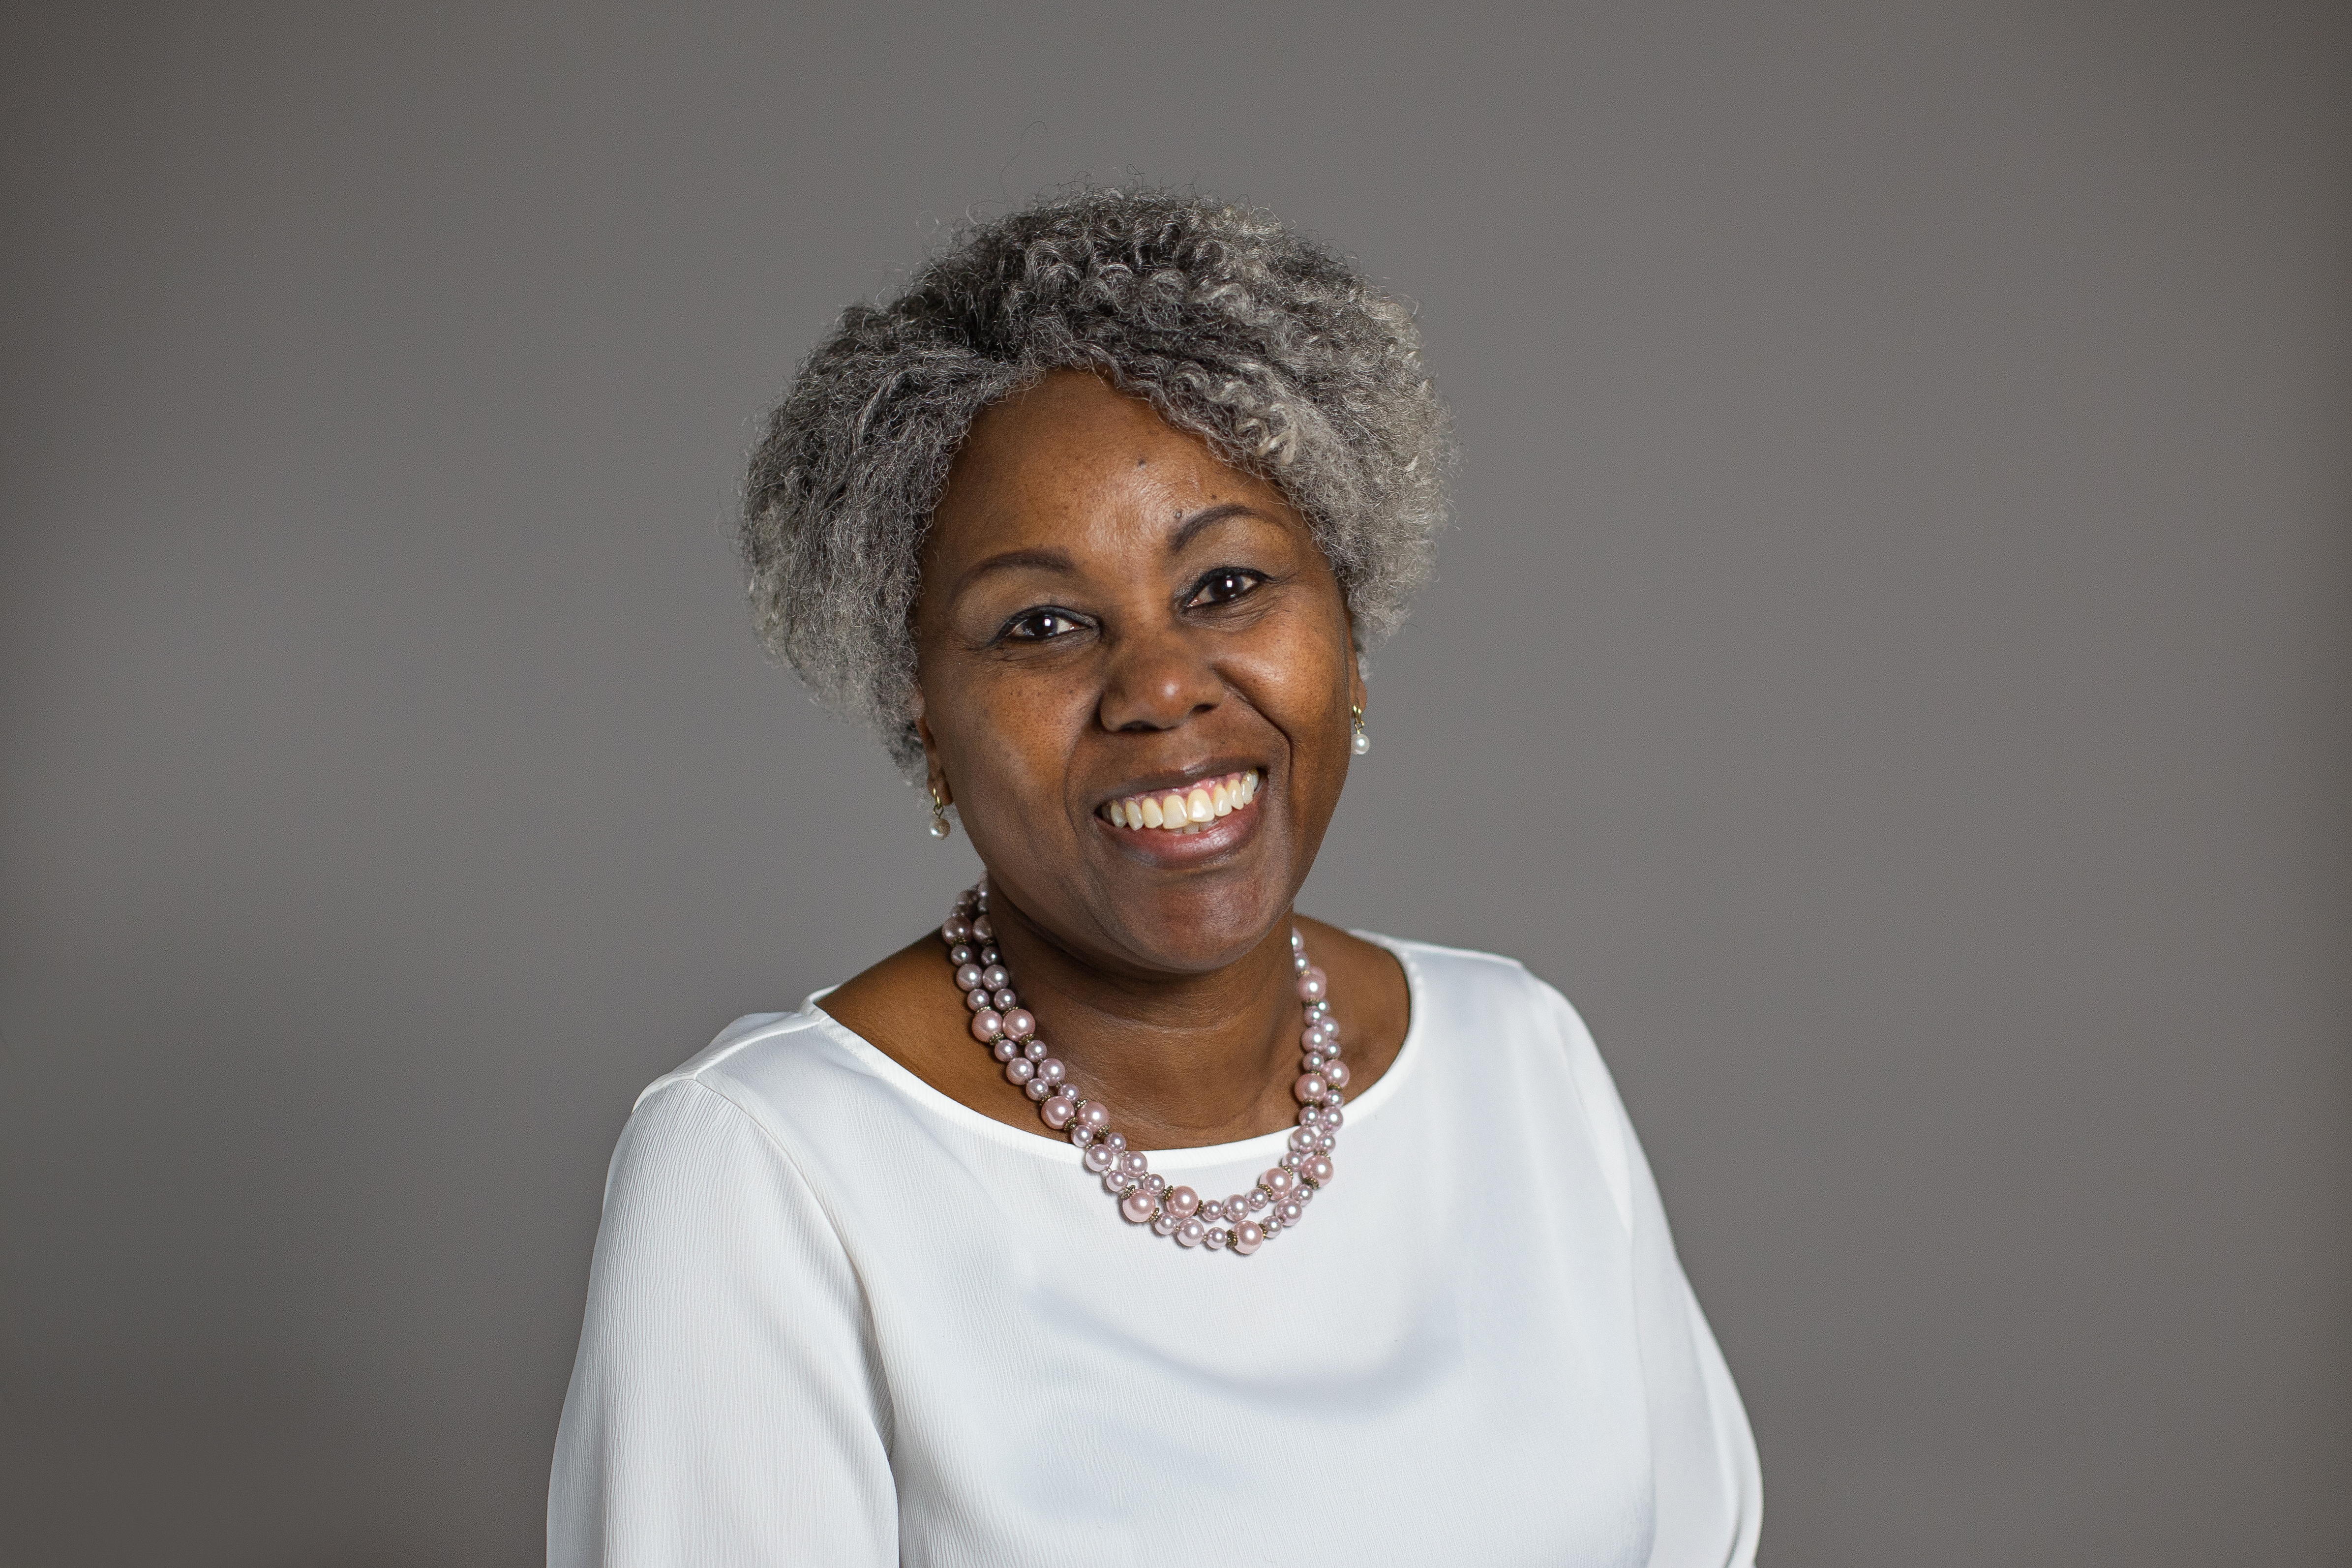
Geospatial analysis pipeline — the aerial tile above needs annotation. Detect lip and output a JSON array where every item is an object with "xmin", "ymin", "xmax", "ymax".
[
  {"xmin": 1093, "ymin": 760, "xmax": 1267, "ymax": 812},
  {"xmin": 1090, "ymin": 763, "xmax": 1269, "ymax": 867}
]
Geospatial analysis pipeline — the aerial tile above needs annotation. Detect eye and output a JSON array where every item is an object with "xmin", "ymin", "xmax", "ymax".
[
  {"xmin": 1000, "ymin": 607, "xmax": 1089, "ymax": 642},
  {"xmin": 1185, "ymin": 568, "xmax": 1267, "ymax": 609}
]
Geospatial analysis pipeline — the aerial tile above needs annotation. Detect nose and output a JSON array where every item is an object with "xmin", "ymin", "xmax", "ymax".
[{"xmin": 1098, "ymin": 625, "xmax": 1222, "ymax": 734}]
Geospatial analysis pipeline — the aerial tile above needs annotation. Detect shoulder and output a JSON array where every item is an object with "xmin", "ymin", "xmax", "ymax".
[
  {"xmin": 638, "ymin": 1007, "xmax": 835, "ymax": 1109},
  {"xmin": 1361, "ymin": 931, "xmax": 1636, "ymax": 1228},
  {"xmin": 1303, "ymin": 923, "xmax": 1603, "ymax": 1068},
  {"xmin": 1364, "ymin": 932, "xmax": 1589, "ymax": 1038},
  {"xmin": 608, "ymin": 1006, "xmax": 887, "ymax": 1185}
]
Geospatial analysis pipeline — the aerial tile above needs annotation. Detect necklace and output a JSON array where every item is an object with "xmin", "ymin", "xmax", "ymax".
[{"xmin": 939, "ymin": 880, "xmax": 1346, "ymax": 1255}]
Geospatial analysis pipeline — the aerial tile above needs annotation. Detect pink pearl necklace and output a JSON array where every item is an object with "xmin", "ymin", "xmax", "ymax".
[{"xmin": 939, "ymin": 881, "xmax": 1348, "ymax": 1255}]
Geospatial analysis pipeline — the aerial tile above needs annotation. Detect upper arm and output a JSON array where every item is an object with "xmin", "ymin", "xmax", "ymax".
[
  {"xmin": 549, "ymin": 1078, "xmax": 896, "ymax": 1567},
  {"xmin": 1539, "ymin": 979, "xmax": 1763, "ymax": 1568}
]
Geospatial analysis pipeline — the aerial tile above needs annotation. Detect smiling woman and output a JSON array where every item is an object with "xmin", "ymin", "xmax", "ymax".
[
  {"xmin": 548, "ymin": 189, "xmax": 1760, "ymax": 1567},
  {"xmin": 915, "ymin": 374, "xmax": 1363, "ymax": 990}
]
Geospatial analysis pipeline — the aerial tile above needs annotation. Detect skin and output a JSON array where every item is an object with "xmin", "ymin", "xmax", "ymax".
[{"xmin": 820, "ymin": 370, "xmax": 1409, "ymax": 1150}]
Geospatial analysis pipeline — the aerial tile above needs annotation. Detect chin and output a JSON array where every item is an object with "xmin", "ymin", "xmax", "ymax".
[{"xmin": 1093, "ymin": 860, "xmax": 1298, "ymax": 974}]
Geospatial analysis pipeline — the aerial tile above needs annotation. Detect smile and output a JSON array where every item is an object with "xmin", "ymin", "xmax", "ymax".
[{"xmin": 1099, "ymin": 770, "xmax": 1261, "ymax": 835}]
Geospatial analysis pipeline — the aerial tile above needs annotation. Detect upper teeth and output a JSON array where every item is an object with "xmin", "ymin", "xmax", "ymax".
[{"xmin": 1102, "ymin": 770, "xmax": 1259, "ymax": 832}]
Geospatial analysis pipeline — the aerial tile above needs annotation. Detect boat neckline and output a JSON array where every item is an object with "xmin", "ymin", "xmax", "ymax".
[{"xmin": 799, "ymin": 930, "xmax": 1427, "ymax": 1173}]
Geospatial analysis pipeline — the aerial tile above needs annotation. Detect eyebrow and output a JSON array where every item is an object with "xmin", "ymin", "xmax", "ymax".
[
  {"xmin": 1169, "ymin": 501, "xmax": 1260, "ymax": 551},
  {"xmin": 954, "ymin": 546, "xmax": 1073, "ymax": 595},
  {"xmin": 953, "ymin": 502, "xmax": 1270, "ymax": 594}
]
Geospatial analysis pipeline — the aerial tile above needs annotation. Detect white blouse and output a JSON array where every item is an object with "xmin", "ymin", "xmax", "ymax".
[{"xmin": 550, "ymin": 935, "xmax": 1760, "ymax": 1567}]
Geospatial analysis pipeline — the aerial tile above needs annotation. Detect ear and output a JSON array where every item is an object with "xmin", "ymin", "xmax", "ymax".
[
  {"xmin": 1345, "ymin": 626, "xmax": 1368, "ymax": 718},
  {"xmin": 910, "ymin": 682, "xmax": 951, "ymax": 807}
]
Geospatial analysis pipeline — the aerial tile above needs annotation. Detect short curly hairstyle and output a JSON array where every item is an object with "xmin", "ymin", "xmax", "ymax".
[{"xmin": 740, "ymin": 186, "xmax": 1456, "ymax": 774}]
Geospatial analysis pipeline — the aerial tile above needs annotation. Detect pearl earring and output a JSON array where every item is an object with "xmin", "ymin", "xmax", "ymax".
[
  {"xmin": 1350, "ymin": 704, "xmax": 1370, "ymax": 756},
  {"xmin": 928, "ymin": 784, "xmax": 953, "ymax": 840}
]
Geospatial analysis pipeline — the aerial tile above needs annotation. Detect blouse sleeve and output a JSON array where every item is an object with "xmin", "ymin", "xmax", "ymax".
[
  {"xmin": 548, "ymin": 1077, "xmax": 896, "ymax": 1567},
  {"xmin": 1550, "ymin": 987, "xmax": 1765, "ymax": 1568}
]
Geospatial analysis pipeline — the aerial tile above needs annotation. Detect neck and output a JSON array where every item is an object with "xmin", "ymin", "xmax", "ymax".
[{"xmin": 978, "ymin": 884, "xmax": 1306, "ymax": 1147}]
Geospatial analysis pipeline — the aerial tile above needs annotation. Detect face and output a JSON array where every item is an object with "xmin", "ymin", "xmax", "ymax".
[{"xmin": 912, "ymin": 370, "xmax": 1364, "ymax": 977}]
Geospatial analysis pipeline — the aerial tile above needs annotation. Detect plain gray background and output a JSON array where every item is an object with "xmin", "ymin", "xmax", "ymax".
[{"xmin": 3, "ymin": 2, "xmax": 2346, "ymax": 1564}]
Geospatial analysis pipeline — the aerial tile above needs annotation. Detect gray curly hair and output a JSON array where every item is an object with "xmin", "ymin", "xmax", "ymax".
[{"xmin": 740, "ymin": 186, "xmax": 1455, "ymax": 775}]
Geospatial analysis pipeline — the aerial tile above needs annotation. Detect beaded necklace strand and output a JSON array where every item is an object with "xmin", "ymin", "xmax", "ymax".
[{"xmin": 940, "ymin": 881, "xmax": 1346, "ymax": 1255}]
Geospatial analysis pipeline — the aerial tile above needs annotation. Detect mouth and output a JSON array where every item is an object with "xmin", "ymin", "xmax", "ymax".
[{"xmin": 1098, "ymin": 769, "xmax": 1261, "ymax": 837}]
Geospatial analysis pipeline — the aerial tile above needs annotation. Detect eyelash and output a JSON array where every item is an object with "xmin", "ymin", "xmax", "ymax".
[
  {"xmin": 994, "ymin": 568, "xmax": 1270, "ymax": 644},
  {"xmin": 1000, "ymin": 607, "xmax": 1088, "ymax": 642},
  {"xmin": 1186, "ymin": 567, "xmax": 1269, "ymax": 609}
]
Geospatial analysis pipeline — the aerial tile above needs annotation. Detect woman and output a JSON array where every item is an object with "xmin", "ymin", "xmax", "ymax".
[{"xmin": 550, "ymin": 188, "xmax": 1760, "ymax": 1566}]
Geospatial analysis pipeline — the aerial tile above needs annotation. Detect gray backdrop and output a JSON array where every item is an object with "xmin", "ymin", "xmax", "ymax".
[{"xmin": 3, "ymin": 3, "xmax": 2346, "ymax": 1564}]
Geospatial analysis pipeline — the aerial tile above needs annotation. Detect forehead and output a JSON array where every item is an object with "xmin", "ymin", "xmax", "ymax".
[{"xmin": 929, "ymin": 371, "xmax": 1296, "ymax": 559}]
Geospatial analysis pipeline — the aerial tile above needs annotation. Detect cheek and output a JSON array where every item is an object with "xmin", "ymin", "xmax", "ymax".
[
  {"xmin": 942, "ymin": 663, "xmax": 1095, "ymax": 792},
  {"xmin": 1235, "ymin": 600, "xmax": 1354, "ymax": 722}
]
